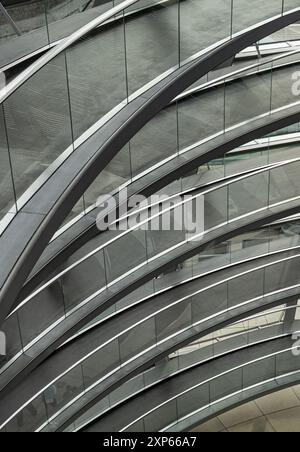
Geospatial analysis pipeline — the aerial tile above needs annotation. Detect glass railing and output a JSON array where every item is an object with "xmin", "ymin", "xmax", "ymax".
[
  {"xmin": 0, "ymin": 0, "xmax": 299, "ymax": 230},
  {"xmin": 69, "ymin": 309, "xmax": 297, "ymax": 432},
  {"xmin": 121, "ymin": 346, "xmax": 300, "ymax": 432},
  {"xmin": 2, "ymin": 244, "xmax": 300, "ymax": 431},
  {"xmin": 2, "ymin": 159, "xmax": 300, "ymax": 378},
  {"xmin": 50, "ymin": 49, "xmax": 300, "ymax": 229},
  {"xmin": 0, "ymin": 0, "xmax": 113, "ymax": 59}
]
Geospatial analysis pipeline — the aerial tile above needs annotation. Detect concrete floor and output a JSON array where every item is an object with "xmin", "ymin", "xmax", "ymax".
[{"xmin": 192, "ymin": 385, "xmax": 300, "ymax": 432}]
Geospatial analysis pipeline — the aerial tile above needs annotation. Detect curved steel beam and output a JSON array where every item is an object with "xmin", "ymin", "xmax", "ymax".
[
  {"xmin": 18, "ymin": 89, "xmax": 300, "ymax": 306},
  {"xmin": 1, "ymin": 10, "xmax": 300, "ymax": 326},
  {"xmin": 81, "ymin": 335, "xmax": 300, "ymax": 432},
  {"xmin": 2, "ymin": 246, "xmax": 300, "ymax": 431}
]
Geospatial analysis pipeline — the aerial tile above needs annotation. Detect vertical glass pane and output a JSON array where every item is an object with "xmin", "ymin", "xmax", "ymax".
[
  {"xmin": 104, "ymin": 230, "xmax": 147, "ymax": 283},
  {"xmin": 230, "ymin": 228, "xmax": 269, "ymax": 263},
  {"xmin": 129, "ymin": 106, "xmax": 178, "ymax": 179},
  {"xmin": 178, "ymin": 84, "xmax": 225, "ymax": 151},
  {"xmin": 182, "ymin": 158, "xmax": 225, "ymax": 192},
  {"xmin": 0, "ymin": 1, "xmax": 48, "ymax": 53},
  {"xmin": 119, "ymin": 318, "xmax": 156, "ymax": 364},
  {"xmin": 82, "ymin": 340, "xmax": 120, "ymax": 389},
  {"xmin": 5, "ymin": 394, "xmax": 47, "ymax": 432},
  {"xmin": 269, "ymin": 221, "xmax": 300, "ymax": 253},
  {"xmin": 180, "ymin": 0, "xmax": 232, "ymax": 61},
  {"xmin": 18, "ymin": 281, "xmax": 65, "ymax": 347},
  {"xmin": 276, "ymin": 349, "xmax": 300, "ymax": 377},
  {"xmin": 61, "ymin": 249, "xmax": 106, "ymax": 312},
  {"xmin": 144, "ymin": 400, "xmax": 177, "ymax": 432},
  {"xmin": 232, "ymin": 0, "xmax": 283, "ymax": 35},
  {"xmin": 84, "ymin": 144, "xmax": 132, "ymax": 212},
  {"xmin": 46, "ymin": 0, "xmax": 114, "ymax": 43},
  {"xmin": 210, "ymin": 368, "xmax": 243, "ymax": 401},
  {"xmin": 156, "ymin": 299, "xmax": 192, "ymax": 344},
  {"xmin": 204, "ymin": 186, "xmax": 228, "ymax": 230},
  {"xmin": 227, "ymin": 269, "xmax": 265, "ymax": 308},
  {"xmin": 228, "ymin": 172, "xmax": 269, "ymax": 221},
  {"xmin": 177, "ymin": 383, "xmax": 209, "ymax": 420},
  {"xmin": 225, "ymin": 70, "xmax": 272, "ymax": 131},
  {"xmin": 124, "ymin": 0, "xmax": 179, "ymax": 96},
  {"xmin": 269, "ymin": 161, "xmax": 300, "ymax": 205},
  {"xmin": 283, "ymin": 0, "xmax": 300, "ymax": 12},
  {"xmin": 0, "ymin": 312, "xmax": 22, "ymax": 368},
  {"xmin": 45, "ymin": 364, "xmax": 85, "ymax": 419},
  {"xmin": 0, "ymin": 105, "xmax": 15, "ymax": 219},
  {"xmin": 225, "ymin": 148, "xmax": 269, "ymax": 178},
  {"xmin": 243, "ymin": 355, "xmax": 276, "ymax": 388},
  {"xmin": 66, "ymin": 15, "xmax": 127, "ymax": 142},
  {"xmin": 4, "ymin": 52, "xmax": 73, "ymax": 203},
  {"xmin": 192, "ymin": 283, "xmax": 228, "ymax": 324},
  {"xmin": 271, "ymin": 60, "xmax": 300, "ymax": 112}
]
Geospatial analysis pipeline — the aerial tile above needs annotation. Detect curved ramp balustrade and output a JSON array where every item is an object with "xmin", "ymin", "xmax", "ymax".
[
  {"xmin": 17, "ymin": 50, "xmax": 300, "ymax": 304},
  {"xmin": 2, "ymin": 239, "xmax": 300, "ymax": 431},
  {"xmin": 0, "ymin": 5, "xmax": 299, "ymax": 326},
  {"xmin": 81, "ymin": 336, "xmax": 300, "ymax": 432}
]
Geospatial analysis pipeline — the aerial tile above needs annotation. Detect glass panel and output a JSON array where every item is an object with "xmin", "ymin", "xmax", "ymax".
[
  {"xmin": 230, "ymin": 228, "xmax": 269, "ymax": 263},
  {"xmin": 283, "ymin": 0, "xmax": 300, "ymax": 12},
  {"xmin": 264, "ymin": 256, "xmax": 300, "ymax": 293},
  {"xmin": 45, "ymin": 364, "xmax": 85, "ymax": 419},
  {"xmin": 269, "ymin": 161, "xmax": 300, "ymax": 205},
  {"xmin": 271, "ymin": 59, "xmax": 300, "ymax": 111},
  {"xmin": 1, "ymin": 1, "xmax": 48, "ymax": 48},
  {"xmin": 178, "ymin": 83, "xmax": 225, "ymax": 151},
  {"xmin": 4, "ymin": 52, "xmax": 73, "ymax": 204},
  {"xmin": 5, "ymin": 394, "xmax": 47, "ymax": 433},
  {"xmin": 270, "ymin": 221, "xmax": 300, "ymax": 252},
  {"xmin": 227, "ymin": 269, "xmax": 265, "ymax": 308},
  {"xmin": 18, "ymin": 280, "xmax": 65, "ymax": 347},
  {"xmin": 144, "ymin": 399, "xmax": 177, "ymax": 432},
  {"xmin": 225, "ymin": 148, "xmax": 269, "ymax": 178},
  {"xmin": 119, "ymin": 317, "xmax": 156, "ymax": 364},
  {"xmin": 84, "ymin": 144, "xmax": 132, "ymax": 212},
  {"xmin": 210, "ymin": 368, "xmax": 243, "ymax": 401},
  {"xmin": 180, "ymin": 0, "xmax": 232, "ymax": 61},
  {"xmin": 46, "ymin": 0, "xmax": 114, "ymax": 43},
  {"xmin": 61, "ymin": 248, "xmax": 106, "ymax": 312},
  {"xmin": 124, "ymin": 0, "xmax": 179, "ymax": 96},
  {"xmin": 109, "ymin": 373, "xmax": 145, "ymax": 406},
  {"xmin": 65, "ymin": 16, "xmax": 127, "ymax": 141},
  {"xmin": 232, "ymin": 0, "xmax": 283, "ymax": 35},
  {"xmin": 182, "ymin": 158, "xmax": 225, "ymax": 192},
  {"xmin": 104, "ymin": 230, "xmax": 147, "ymax": 283},
  {"xmin": 129, "ymin": 106, "xmax": 178, "ymax": 179},
  {"xmin": 276, "ymin": 349, "xmax": 300, "ymax": 377},
  {"xmin": 0, "ymin": 105, "xmax": 15, "ymax": 219},
  {"xmin": 243, "ymin": 355, "xmax": 276, "ymax": 388},
  {"xmin": 225, "ymin": 70, "xmax": 272, "ymax": 130},
  {"xmin": 177, "ymin": 383, "xmax": 209, "ymax": 419},
  {"xmin": 156, "ymin": 299, "xmax": 192, "ymax": 343},
  {"xmin": 228, "ymin": 172, "xmax": 269, "ymax": 221},
  {"xmin": 0, "ymin": 312, "xmax": 22, "ymax": 368},
  {"xmin": 204, "ymin": 186, "xmax": 228, "ymax": 230},
  {"xmin": 82, "ymin": 340, "xmax": 120, "ymax": 389}
]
